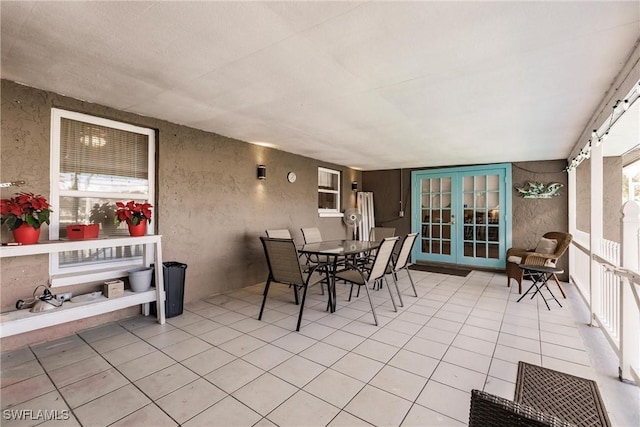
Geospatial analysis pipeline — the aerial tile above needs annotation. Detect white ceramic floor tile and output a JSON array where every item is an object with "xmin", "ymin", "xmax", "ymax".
[
  {"xmin": 155, "ymin": 378, "xmax": 226, "ymax": 424},
  {"xmin": 101, "ymin": 341, "xmax": 157, "ymax": 366},
  {"xmin": 242, "ymin": 344, "xmax": 294, "ymax": 371},
  {"xmin": 268, "ymin": 389, "xmax": 341, "ymax": 427},
  {"xmin": 270, "ymin": 355, "xmax": 326, "ymax": 388},
  {"xmin": 1, "ymin": 374, "xmax": 55, "ymax": 410},
  {"xmin": 89, "ymin": 331, "xmax": 141, "ymax": 353},
  {"xmin": 232, "ymin": 373, "xmax": 297, "ymax": 416},
  {"xmin": 116, "ymin": 351, "xmax": 176, "ymax": 382},
  {"xmin": 303, "ymin": 368, "xmax": 366, "ymax": 408},
  {"xmin": 431, "ymin": 362, "xmax": 486, "ymax": 392},
  {"xmin": 181, "ymin": 347, "xmax": 236, "ymax": 376},
  {"xmin": 47, "ymin": 355, "xmax": 111, "ymax": 388},
  {"xmin": 369, "ymin": 365, "xmax": 428, "ymax": 401},
  {"xmin": 331, "ymin": 352, "xmax": 384, "ymax": 383},
  {"xmin": 327, "ymin": 410, "xmax": 374, "ymax": 426},
  {"xmin": 134, "ymin": 363, "xmax": 199, "ymax": 400},
  {"xmin": 111, "ymin": 403, "xmax": 178, "ymax": 426},
  {"xmin": 74, "ymin": 384, "xmax": 151, "ymax": 426},
  {"xmin": 487, "ymin": 358, "xmax": 518, "ymax": 383},
  {"xmin": 401, "ymin": 403, "xmax": 465, "ymax": 426},
  {"xmin": 299, "ymin": 342, "xmax": 348, "ymax": 367},
  {"xmin": 59, "ymin": 368, "xmax": 129, "ymax": 408},
  {"xmin": 442, "ymin": 346, "xmax": 492, "ymax": 374},
  {"xmin": 1, "ymin": 359, "xmax": 45, "ymax": 388},
  {"xmin": 352, "ymin": 338, "xmax": 399, "ymax": 363},
  {"xmin": 204, "ymin": 358, "xmax": 264, "ymax": 393},
  {"xmin": 218, "ymin": 334, "xmax": 266, "ymax": 357},
  {"xmin": 541, "ymin": 342, "xmax": 592, "ymax": 366},
  {"xmin": 183, "ymin": 395, "xmax": 261, "ymax": 427},
  {"xmin": 415, "ymin": 380, "xmax": 470, "ymax": 423},
  {"xmin": 345, "ymin": 385, "xmax": 413, "ymax": 426},
  {"xmin": 388, "ymin": 350, "xmax": 439, "ymax": 378},
  {"xmin": 451, "ymin": 334, "xmax": 496, "ymax": 356},
  {"xmin": 403, "ymin": 337, "xmax": 449, "ymax": 360},
  {"xmin": 497, "ymin": 333, "xmax": 541, "ymax": 354},
  {"xmin": 161, "ymin": 337, "xmax": 212, "ymax": 361}
]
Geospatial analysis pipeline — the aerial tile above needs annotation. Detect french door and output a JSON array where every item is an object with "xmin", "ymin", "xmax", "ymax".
[{"xmin": 411, "ymin": 163, "xmax": 512, "ymax": 268}]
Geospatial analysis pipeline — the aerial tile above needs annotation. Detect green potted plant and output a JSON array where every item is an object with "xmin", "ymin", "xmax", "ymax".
[
  {"xmin": 0, "ymin": 192, "xmax": 52, "ymax": 244},
  {"xmin": 115, "ymin": 200, "xmax": 153, "ymax": 236}
]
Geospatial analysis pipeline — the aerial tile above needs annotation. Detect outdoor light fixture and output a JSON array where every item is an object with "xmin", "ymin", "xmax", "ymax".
[
  {"xmin": 351, "ymin": 181, "xmax": 358, "ymax": 192},
  {"xmin": 257, "ymin": 165, "xmax": 266, "ymax": 180}
]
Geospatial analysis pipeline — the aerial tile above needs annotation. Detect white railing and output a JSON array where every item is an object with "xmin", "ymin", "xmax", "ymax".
[
  {"xmin": 571, "ymin": 202, "xmax": 640, "ymax": 384},
  {"xmin": 597, "ymin": 239, "xmax": 621, "ymax": 345},
  {"xmin": 570, "ymin": 237, "xmax": 591, "ymax": 301}
]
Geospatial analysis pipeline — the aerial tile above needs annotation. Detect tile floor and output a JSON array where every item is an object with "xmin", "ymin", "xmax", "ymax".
[{"xmin": 1, "ymin": 269, "xmax": 637, "ymax": 426}]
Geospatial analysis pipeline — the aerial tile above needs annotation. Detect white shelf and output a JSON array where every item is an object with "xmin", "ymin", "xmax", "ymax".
[
  {"xmin": 0, "ymin": 235, "xmax": 162, "ymax": 257},
  {"xmin": 0, "ymin": 235, "xmax": 166, "ymax": 338},
  {"xmin": 0, "ymin": 289, "xmax": 157, "ymax": 338}
]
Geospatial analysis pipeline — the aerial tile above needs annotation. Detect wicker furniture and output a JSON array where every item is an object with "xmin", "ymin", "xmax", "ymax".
[
  {"xmin": 470, "ymin": 361, "xmax": 611, "ymax": 427},
  {"xmin": 506, "ymin": 232, "xmax": 572, "ymax": 295}
]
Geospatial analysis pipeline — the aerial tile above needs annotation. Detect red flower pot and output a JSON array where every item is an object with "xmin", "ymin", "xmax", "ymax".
[
  {"xmin": 13, "ymin": 223, "xmax": 41, "ymax": 244},
  {"xmin": 127, "ymin": 220, "xmax": 147, "ymax": 237}
]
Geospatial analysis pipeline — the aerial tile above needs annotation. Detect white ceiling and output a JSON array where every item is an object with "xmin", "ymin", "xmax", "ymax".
[{"xmin": 1, "ymin": 1, "xmax": 638, "ymax": 170}]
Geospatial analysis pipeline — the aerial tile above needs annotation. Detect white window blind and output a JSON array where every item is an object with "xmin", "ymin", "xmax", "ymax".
[{"xmin": 50, "ymin": 109, "xmax": 155, "ymax": 282}]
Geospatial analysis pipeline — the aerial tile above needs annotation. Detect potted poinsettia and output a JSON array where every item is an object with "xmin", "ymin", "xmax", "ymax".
[
  {"xmin": 115, "ymin": 201, "xmax": 153, "ymax": 236},
  {"xmin": 0, "ymin": 192, "xmax": 52, "ymax": 244}
]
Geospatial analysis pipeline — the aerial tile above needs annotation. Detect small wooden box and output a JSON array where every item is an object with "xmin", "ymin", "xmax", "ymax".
[{"xmin": 103, "ymin": 280, "xmax": 124, "ymax": 298}]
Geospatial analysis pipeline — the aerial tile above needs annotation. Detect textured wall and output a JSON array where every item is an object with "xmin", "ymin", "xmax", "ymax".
[{"xmin": 0, "ymin": 79, "xmax": 359, "ymax": 349}]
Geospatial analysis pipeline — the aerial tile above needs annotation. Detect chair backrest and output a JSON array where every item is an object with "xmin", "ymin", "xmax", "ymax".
[
  {"xmin": 260, "ymin": 237, "xmax": 304, "ymax": 286},
  {"xmin": 394, "ymin": 233, "xmax": 418, "ymax": 271},
  {"xmin": 301, "ymin": 227, "xmax": 323, "ymax": 244},
  {"xmin": 368, "ymin": 237, "xmax": 399, "ymax": 280},
  {"xmin": 542, "ymin": 231, "xmax": 572, "ymax": 259},
  {"xmin": 370, "ymin": 227, "xmax": 396, "ymax": 241},
  {"xmin": 265, "ymin": 229, "xmax": 292, "ymax": 239}
]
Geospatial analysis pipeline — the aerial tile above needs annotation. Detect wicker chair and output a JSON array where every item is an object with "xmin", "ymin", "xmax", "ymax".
[
  {"xmin": 469, "ymin": 390, "xmax": 571, "ymax": 427},
  {"xmin": 506, "ymin": 232, "xmax": 572, "ymax": 296}
]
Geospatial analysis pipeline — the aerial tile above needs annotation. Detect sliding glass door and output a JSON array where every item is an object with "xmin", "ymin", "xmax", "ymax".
[{"xmin": 412, "ymin": 163, "xmax": 511, "ymax": 268}]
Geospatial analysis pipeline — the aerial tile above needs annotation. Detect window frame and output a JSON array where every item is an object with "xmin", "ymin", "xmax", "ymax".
[
  {"xmin": 318, "ymin": 167, "xmax": 343, "ymax": 217},
  {"xmin": 49, "ymin": 108, "xmax": 156, "ymax": 283}
]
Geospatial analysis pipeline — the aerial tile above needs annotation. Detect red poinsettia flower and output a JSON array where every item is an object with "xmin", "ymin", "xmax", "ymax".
[
  {"xmin": 115, "ymin": 201, "xmax": 153, "ymax": 225},
  {"xmin": 0, "ymin": 192, "xmax": 52, "ymax": 231}
]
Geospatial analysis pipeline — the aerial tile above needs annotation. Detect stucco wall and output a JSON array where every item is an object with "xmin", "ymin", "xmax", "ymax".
[
  {"xmin": 0, "ymin": 79, "xmax": 359, "ymax": 349},
  {"xmin": 574, "ymin": 156, "xmax": 622, "ymax": 242}
]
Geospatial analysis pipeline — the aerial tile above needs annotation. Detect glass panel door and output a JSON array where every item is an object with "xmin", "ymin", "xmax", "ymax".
[
  {"xmin": 460, "ymin": 172, "xmax": 504, "ymax": 266},
  {"xmin": 418, "ymin": 174, "xmax": 457, "ymax": 263},
  {"xmin": 412, "ymin": 164, "xmax": 511, "ymax": 268}
]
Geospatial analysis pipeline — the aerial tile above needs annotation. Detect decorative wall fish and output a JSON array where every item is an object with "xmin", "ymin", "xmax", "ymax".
[{"xmin": 515, "ymin": 182, "xmax": 563, "ymax": 198}]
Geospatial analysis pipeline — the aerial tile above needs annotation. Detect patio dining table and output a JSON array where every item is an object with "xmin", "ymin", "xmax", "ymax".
[{"xmin": 298, "ymin": 239, "xmax": 381, "ymax": 313}]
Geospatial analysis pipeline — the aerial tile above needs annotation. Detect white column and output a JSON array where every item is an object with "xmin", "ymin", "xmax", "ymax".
[
  {"xmin": 568, "ymin": 168, "xmax": 577, "ymax": 285},
  {"xmin": 620, "ymin": 201, "xmax": 640, "ymax": 381},
  {"xmin": 590, "ymin": 143, "xmax": 603, "ymax": 326}
]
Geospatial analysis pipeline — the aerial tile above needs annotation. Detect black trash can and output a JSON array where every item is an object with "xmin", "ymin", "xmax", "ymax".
[{"xmin": 151, "ymin": 261, "xmax": 187, "ymax": 318}]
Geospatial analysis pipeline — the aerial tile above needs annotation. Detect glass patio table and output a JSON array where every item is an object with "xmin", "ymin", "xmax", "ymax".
[{"xmin": 298, "ymin": 240, "xmax": 381, "ymax": 312}]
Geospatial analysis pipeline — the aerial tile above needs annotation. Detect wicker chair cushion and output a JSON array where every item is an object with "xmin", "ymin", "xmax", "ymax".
[
  {"xmin": 508, "ymin": 255, "xmax": 556, "ymax": 267},
  {"xmin": 535, "ymin": 237, "xmax": 558, "ymax": 254}
]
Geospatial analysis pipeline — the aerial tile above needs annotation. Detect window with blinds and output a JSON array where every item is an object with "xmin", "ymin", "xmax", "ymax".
[
  {"xmin": 318, "ymin": 167, "xmax": 341, "ymax": 216},
  {"xmin": 50, "ymin": 109, "xmax": 155, "ymax": 278}
]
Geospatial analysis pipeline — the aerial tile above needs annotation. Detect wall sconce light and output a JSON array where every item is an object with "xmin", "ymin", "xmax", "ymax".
[
  {"xmin": 257, "ymin": 165, "xmax": 266, "ymax": 180},
  {"xmin": 351, "ymin": 181, "xmax": 358, "ymax": 192}
]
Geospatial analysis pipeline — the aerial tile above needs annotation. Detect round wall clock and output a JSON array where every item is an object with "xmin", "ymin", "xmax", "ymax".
[{"xmin": 287, "ymin": 171, "xmax": 297, "ymax": 183}]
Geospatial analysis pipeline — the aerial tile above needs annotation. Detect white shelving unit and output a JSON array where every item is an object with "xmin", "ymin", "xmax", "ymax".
[{"xmin": 0, "ymin": 235, "xmax": 166, "ymax": 338}]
